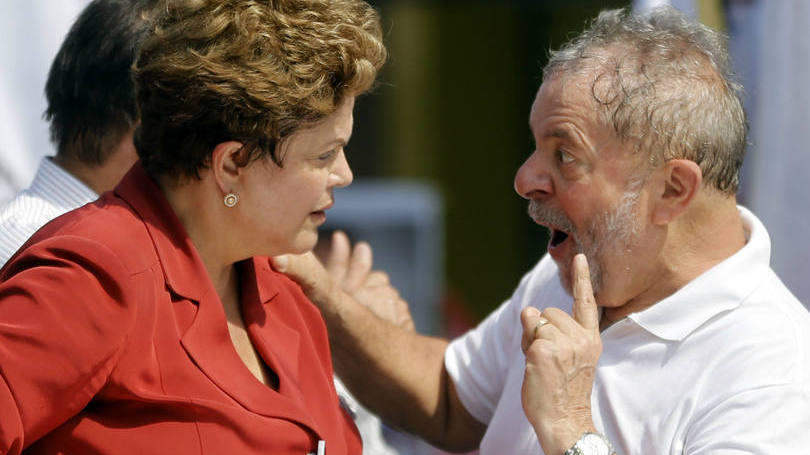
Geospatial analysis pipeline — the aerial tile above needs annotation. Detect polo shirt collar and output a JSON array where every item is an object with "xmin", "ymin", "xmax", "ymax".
[
  {"xmin": 30, "ymin": 157, "xmax": 98, "ymax": 208},
  {"xmin": 627, "ymin": 206, "xmax": 770, "ymax": 341}
]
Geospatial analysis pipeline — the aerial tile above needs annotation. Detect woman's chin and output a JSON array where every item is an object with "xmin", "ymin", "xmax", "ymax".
[
  {"xmin": 287, "ymin": 232, "xmax": 319, "ymax": 256},
  {"xmin": 253, "ymin": 231, "xmax": 319, "ymax": 259}
]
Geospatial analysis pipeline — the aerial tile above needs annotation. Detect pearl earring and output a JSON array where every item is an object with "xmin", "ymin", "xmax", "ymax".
[{"xmin": 223, "ymin": 193, "xmax": 238, "ymax": 207}]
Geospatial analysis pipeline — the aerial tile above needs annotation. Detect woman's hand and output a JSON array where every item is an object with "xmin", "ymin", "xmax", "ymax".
[{"xmin": 520, "ymin": 253, "xmax": 602, "ymax": 455}]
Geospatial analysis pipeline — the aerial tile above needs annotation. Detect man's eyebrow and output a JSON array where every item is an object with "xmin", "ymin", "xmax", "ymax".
[{"xmin": 546, "ymin": 128, "xmax": 572, "ymax": 140}]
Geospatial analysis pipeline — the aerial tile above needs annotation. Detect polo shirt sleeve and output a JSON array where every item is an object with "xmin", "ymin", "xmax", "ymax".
[
  {"xmin": 444, "ymin": 255, "xmax": 562, "ymax": 424},
  {"xmin": 0, "ymin": 236, "xmax": 138, "ymax": 454}
]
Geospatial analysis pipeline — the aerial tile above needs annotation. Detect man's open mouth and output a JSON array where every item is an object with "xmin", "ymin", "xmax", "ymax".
[{"xmin": 550, "ymin": 228, "xmax": 570, "ymax": 248}]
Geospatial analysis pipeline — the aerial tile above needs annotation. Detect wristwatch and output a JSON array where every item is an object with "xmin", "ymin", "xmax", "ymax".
[{"xmin": 562, "ymin": 432, "xmax": 614, "ymax": 455}]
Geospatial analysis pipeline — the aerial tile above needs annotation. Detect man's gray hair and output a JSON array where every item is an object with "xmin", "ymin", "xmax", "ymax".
[{"xmin": 544, "ymin": 7, "xmax": 746, "ymax": 194}]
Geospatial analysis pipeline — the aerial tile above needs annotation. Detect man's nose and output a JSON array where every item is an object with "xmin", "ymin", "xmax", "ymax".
[{"xmin": 514, "ymin": 151, "xmax": 553, "ymax": 200}]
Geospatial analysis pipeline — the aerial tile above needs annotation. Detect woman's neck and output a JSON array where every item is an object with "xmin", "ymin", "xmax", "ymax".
[{"xmin": 159, "ymin": 176, "xmax": 241, "ymax": 302}]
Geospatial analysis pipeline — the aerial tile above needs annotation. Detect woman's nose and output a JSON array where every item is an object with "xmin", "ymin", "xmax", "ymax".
[{"xmin": 329, "ymin": 150, "xmax": 353, "ymax": 188}]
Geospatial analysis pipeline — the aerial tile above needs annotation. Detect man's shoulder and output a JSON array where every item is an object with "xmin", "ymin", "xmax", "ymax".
[
  {"xmin": 738, "ymin": 271, "xmax": 810, "ymax": 349},
  {"xmin": 0, "ymin": 189, "xmax": 69, "ymax": 265},
  {"xmin": 0, "ymin": 187, "xmax": 65, "ymax": 229},
  {"xmin": 6, "ymin": 193, "xmax": 157, "ymax": 276},
  {"xmin": 689, "ymin": 273, "xmax": 810, "ymax": 387}
]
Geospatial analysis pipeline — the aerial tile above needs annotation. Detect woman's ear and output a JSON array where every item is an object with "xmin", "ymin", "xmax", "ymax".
[
  {"xmin": 651, "ymin": 159, "xmax": 702, "ymax": 225},
  {"xmin": 210, "ymin": 141, "xmax": 245, "ymax": 195}
]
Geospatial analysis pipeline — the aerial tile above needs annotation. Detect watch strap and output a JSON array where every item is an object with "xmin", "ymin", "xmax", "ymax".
[{"xmin": 562, "ymin": 431, "xmax": 614, "ymax": 455}]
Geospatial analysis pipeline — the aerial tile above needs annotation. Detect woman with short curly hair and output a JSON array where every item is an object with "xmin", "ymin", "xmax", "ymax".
[{"xmin": 0, "ymin": 0, "xmax": 385, "ymax": 453}]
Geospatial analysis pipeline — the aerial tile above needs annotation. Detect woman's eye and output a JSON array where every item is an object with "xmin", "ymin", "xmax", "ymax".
[
  {"xmin": 557, "ymin": 149, "xmax": 574, "ymax": 165},
  {"xmin": 318, "ymin": 150, "xmax": 337, "ymax": 161}
]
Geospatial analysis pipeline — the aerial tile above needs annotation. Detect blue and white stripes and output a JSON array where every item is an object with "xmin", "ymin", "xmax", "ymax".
[{"xmin": 0, "ymin": 157, "xmax": 97, "ymax": 266}]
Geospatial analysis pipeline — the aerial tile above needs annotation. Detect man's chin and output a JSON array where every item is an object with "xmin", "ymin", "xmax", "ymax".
[
  {"xmin": 555, "ymin": 262, "xmax": 575, "ymax": 296},
  {"xmin": 560, "ymin": 280, "xmax": 575, "ymax": 300},
  {"xmin": 553, "ymin": 253, "xmax": 603, "ymax": 297}
]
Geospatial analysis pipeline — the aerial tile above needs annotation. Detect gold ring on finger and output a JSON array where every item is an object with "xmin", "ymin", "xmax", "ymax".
[{"xmin": 533, "ymin": 318, "xmax": 550, "ymax": 338}]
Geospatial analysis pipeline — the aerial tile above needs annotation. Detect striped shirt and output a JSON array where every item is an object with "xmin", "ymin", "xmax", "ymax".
[{"xmin": 0, "ymin": 157, "xmax": 97, "ymax": 266}]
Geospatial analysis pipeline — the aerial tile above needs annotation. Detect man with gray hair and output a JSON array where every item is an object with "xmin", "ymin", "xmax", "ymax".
[
  {"xmin": 276, "ymin": 7, "xmax": 810, "ymax": 454},
  {"xmin": 0, "ymin": 0, "xmax": 155, "ymax": 265}
]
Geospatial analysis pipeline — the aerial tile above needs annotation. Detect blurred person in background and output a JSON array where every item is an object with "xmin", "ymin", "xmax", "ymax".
[
  {"xmin": 275, "ymin": 6, "xmax": 810, "ymax": 455},
  {"xmin": 0, "ymin": 0, "xmax": 385, "ymax": 453},
  {"xmin": 0, "ymin": 0, "xmax": 90, "ymax": 204},
  {"xmin": 0, "ymin": 0, "xmax": 151, "ymax": 265}
]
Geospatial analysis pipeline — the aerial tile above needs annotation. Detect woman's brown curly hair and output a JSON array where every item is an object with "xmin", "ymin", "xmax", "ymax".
[{"xmin": 133, "ymin": 0, "xmax": 386, "ymax": 180}]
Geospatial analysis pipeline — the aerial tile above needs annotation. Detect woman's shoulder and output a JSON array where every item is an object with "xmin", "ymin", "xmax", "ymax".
[{"xmin": 5, "ymin": 192, "xmax": 158, "ymax": 279}]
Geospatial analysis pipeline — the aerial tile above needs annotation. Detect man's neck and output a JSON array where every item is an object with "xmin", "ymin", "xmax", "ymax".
[
  {"xmin": 52, "ymin": 152, "xmax": 131, "ymax": 196},
  {"xmin": 51, "ymin": 127, "xmax": 138, "ymax": 195},
  {"xmin": 601, "ymin": 194, "xmax": 746, "ymax": 328}
]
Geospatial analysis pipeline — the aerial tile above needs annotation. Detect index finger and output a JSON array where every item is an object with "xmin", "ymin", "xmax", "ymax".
[{"xmin": 571, "ymin": 253, "xmax": 599, "ymax": 330}]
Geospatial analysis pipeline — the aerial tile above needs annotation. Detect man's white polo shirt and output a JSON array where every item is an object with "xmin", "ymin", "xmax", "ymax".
[{"xmin": 445, "ymin": 206, "xmax": 810, "ymax": 454}]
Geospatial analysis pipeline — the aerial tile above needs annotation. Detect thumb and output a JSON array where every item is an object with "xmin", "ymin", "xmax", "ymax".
[
  {"xmin": 571, "ymin": 253, "xmax": 599, "ymax": 330},
  {"xmin": 270, "ymin": 255, "xmax": 290, "ymax": 272},
  {"xmin": 520, "ymin": 306, "xmax": 543, "ymax": 331},
  {"xmin": 271, "ymin": 252, "xmax": 332, "ymax": 300}
]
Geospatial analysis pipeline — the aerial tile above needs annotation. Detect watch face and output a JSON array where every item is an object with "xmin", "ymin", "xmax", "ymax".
[{"xmin": 577, "ymin": 433, "xmax": 612, "ymax": 455}]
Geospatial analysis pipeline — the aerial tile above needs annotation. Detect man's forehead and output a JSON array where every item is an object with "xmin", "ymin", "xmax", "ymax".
[
  {"xmin": 529, "ymin": 73, "xmax": 599, "ymax": 131},
  {"xmin": 542, "ymin": 49, "xmax": 627, "ymax": 96},
  {"xmin": 529, "ymin": 72, "xmax": 640, "ymax": 164}
]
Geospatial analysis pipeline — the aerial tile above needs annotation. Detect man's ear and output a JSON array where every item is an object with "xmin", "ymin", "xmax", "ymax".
[
  {"xmin": 651, "ymin": 159, "xmax": 702, "ymax": 225},
  {"xmin": 210, "ymin": 141, "xmax": 245, "ymax": 195}
]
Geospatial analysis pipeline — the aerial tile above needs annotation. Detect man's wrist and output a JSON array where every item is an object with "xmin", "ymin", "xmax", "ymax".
[
  {"xmin": 532, "ymin": 412, "xmax": 595, "ymax": 455},
  {"xmin": 562, "ymin": 431, "xmax": 614, "ymax": 455}
]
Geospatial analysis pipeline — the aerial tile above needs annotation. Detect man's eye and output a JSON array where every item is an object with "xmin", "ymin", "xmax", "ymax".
[{"xmin": 557, "ymin": 150, "xmax": 574, "ymax": 165}]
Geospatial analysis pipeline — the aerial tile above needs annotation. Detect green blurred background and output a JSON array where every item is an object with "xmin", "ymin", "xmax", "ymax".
[{"xmin": 347, "ymin": 0, "xmax": 627, "ymax": 325}]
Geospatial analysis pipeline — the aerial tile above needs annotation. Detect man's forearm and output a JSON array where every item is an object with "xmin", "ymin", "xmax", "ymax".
[
  {"xmin": 321, "ymin": 290, "xmax": 484, "ymax": 451},
  {"xmin": 273, "ymin": 251, "xmax": 486, "ymax": 451}
]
